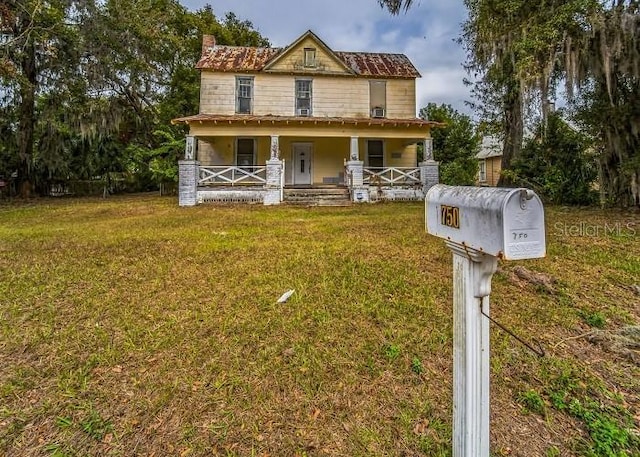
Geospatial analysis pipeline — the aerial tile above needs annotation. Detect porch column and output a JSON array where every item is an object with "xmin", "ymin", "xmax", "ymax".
[
  {"xmin": 346, "ymin": 136, "xmax": 369, "ymax": 202},
  {"xmin": 420, "ymin": 137, "xmax": 439, "ymax": 192},
  {"xmin": 265, "ymin": 135, "xmax": 283, "ymax": 205},
  {"xmin": 270, "ymin": 135, "xmax": 280, "ymax": 160},
  {"xmin": 179, "ymin": 159, "xmax": 199, "ymax": 207},
  {"xmin": 349, "ymin": 136, "xmax": 359, "ymax": 160},
  {"xmin": 185, "ymin": 135, "xmax": 196, "ymax": 160}
]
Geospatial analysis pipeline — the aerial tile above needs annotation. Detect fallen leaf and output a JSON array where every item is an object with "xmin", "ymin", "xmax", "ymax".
[{"xmin": 413, "ymin": 419, "xmax": 429, "ymax": 436}]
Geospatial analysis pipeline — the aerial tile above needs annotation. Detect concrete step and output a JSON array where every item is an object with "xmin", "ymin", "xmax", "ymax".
[
  {"xmin": 283, "ymin": 187, "xmax": 351, "ymax": 206},
  {"xmin": 286, "ymin": 199, "xmax": 352, "ymax": 207}
]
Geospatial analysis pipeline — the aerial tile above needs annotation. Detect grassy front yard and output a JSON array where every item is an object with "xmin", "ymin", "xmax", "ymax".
[{"xmin": 1, "ymin": 196, "xmax": 638, "ymax": 456}]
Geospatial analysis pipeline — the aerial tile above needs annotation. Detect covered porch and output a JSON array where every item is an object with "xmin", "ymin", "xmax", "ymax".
[{"xmin": 172, "ymin": 114, "xmax": 440, "ymax": 205}]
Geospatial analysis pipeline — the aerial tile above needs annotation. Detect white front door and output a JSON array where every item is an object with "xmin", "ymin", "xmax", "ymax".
[{"xmin": 293, "ymin": 143, "xmax": 313, "ymax": 185}]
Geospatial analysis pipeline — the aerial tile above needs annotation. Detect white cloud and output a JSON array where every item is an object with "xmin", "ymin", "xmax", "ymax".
[{"xmin": 417, "ymin": 68, "xmax": 470, "ymax": 112}]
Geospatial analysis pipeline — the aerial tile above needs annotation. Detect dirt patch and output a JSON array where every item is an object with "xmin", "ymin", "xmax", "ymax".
[
  {"xmin": 586, "ymin": 326, "xmax": 640, "ymax": 365},
  {"xmin": 506, "ymin": 266, "xmax": 558, "ymax": 294}
]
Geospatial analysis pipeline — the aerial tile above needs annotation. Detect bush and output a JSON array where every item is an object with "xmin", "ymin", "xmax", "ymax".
[{"xmin": 509, "ymin": 113, "xmax": 598, "ymax": 205}]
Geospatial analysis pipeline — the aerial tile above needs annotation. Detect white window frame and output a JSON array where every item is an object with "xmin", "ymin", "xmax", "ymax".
[
  {"xmin": 236, "ymin": 76, "xmax": 253, "ymax": 114},
  {"xmin": 295, "ymin": 79, "xmax": 313, "ymax": 116},
  {"xmin": 478, "ymin": 159, "xmax": 487, "ymax": 182},
  {"xmin": 303, "ymin": 48, "xmax": 316, "ymax": 68},
  {"xmin": 366, "ymin": 139, "xmax": 385, "ymax": 168}
]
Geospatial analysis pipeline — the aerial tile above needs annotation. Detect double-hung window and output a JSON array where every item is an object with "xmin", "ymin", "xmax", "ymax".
[
  {"xmin": 479, "ymin": 160, "xmax": 487, "ymax": 182},
  {"xmin": 236, "ymin": 76, "xmax": 253, "ymax": 114},
  {"xmin": 295, "ymin": 79, "xmax": 312, "ymax": 116}
]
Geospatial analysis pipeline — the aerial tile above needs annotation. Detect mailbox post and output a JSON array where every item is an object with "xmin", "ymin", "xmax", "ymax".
[{"xmin": 425, "ymin": 185, "xmax": 546, "ymax": 457}]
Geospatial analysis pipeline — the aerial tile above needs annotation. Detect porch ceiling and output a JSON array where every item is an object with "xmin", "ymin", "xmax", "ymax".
[{"xmin": 172, "ymin": 114, "xmax": 442, "ymax": 139}]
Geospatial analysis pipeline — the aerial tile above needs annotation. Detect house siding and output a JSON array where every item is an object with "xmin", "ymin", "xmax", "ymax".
[
  {"xmin": 200, "ymin": 72, "xmax": 416, "ymax": 119},
  {"xmin": 386, "ymin": 79, "xmax": 416, "ymax": 119},
  {"xmin": 478, "ymin": 156, "xmax": 502, "ymax": 186},
  {"xmin": 486, "ymin": 156, "xmax": 502, "ymax": 186}
]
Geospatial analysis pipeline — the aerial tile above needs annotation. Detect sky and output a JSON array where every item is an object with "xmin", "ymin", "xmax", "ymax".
[{"xmin": 181, "ymin": 0, "xmax": 471, "ymax": 116}]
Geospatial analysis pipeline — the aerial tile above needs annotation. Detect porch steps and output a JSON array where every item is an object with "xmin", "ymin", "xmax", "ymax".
[{"xmin": 283, "ymin": 187, "xmax": 351, "ymax": 206}]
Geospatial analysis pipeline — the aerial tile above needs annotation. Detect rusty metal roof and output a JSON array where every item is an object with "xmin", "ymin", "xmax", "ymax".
[
  {"xmin": 335, "ymin": 52, "xmax": 420, "ymax": 78},
  {"xmin": 172, "ymin": 113, "xmax": 441, "ymax": 127},
  {"xmin": 196, "ymin": 47, "xmax": 420, "ymax": 78},
  {"xmin": 196, "ymin": 46, "xmax": 282, "ymax": 71}
]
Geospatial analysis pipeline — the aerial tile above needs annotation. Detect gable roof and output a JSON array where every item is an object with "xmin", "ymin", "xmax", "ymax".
[
  {"xmin": 196, "ymin": 30, "xmax": 421, "ymax": 78},
  {"xmin": 263, "ymin": 30, "xmax": 354, "ymax": 74}
]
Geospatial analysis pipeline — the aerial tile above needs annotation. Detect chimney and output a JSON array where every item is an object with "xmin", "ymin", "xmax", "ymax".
[{"xmin": 202, "ymin": 34, "xmax": 216, "ymax": 53}]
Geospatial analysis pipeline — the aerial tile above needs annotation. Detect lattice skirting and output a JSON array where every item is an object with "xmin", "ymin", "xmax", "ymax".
[
  {"xmin": 197, "ymin": 189, "xmax": 266, "ymax": 204},
  {"xmin": 368, "ymin": 187, "xmax": 425, "ymax": 202}
]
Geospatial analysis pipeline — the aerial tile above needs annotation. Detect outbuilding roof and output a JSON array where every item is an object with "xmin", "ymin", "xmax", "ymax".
[{"xmin": 475, "ymin": 136, "xmax": 503, "ymax": 159}]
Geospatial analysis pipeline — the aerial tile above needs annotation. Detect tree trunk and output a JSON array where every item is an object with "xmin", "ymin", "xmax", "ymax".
[
  {"xmin": 17, "ymin": 14, "xmax": 37, "ymax": 197},
  {"xmin": 498, "ymin": 77, "xmax": 523, "ymax": 186}
]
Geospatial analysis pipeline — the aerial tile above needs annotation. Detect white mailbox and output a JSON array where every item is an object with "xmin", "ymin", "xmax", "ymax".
[
  {"xmin": 426, "ymin": 184, "xmax": 546, "ymax": 260},
  {"xmin": 424, "ymin": 184, "xmax": 546, "ymax": 457}
]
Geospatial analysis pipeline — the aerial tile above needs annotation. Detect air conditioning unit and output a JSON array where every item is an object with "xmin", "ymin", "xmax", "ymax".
[
  {"xmin": 372, "ymin": 107, "xmax": 385, "ymax": 118},
  {"xmin": 297, "ymin": 108, "xmax": 311, "ymax": 117}
]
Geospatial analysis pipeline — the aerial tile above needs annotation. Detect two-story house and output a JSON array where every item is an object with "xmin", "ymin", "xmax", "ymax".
[{"xmin": 174, "ymin": 30, "xmax": 440, "ymax": 206}]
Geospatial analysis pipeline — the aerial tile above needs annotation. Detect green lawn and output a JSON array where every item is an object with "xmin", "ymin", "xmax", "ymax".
[{"xmin": 1, "ymin": 196, "xmax": 638, "ymax": 456}]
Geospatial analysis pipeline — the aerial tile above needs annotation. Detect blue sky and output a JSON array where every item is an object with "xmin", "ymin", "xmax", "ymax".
[{"xmin": 181, "ymin": 0, "xmax": 471, "ymax": 115}]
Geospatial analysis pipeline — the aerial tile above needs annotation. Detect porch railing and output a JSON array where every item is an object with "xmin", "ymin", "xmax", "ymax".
[
  {"xmin": 199, "ymin": 166, "xmax": 267, "ymax": 186},
  {"xmin": 363, "ymin": 167, "xmax": 421, "ymax": 187}
]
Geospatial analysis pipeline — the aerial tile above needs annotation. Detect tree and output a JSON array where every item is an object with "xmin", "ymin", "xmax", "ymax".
[
  {"xmin": 380, "ymin": 0, "xmax": 639, "ymax": 206},
  {"xmin": 1, "ymin": 0, "xmax": 96, "ymax": 194},
  {"xmin": 507, "ymin": 112, "xmax": 598, "ymax": 205},
  {"xmin": 420, "ymin": 103, "xmax": 480, "ymax": 185},
  {"xmin": 1, "ymin": 1, "xmax": 269, "ymax": 196},
  {"xmin": 377, "ymin": 0, "xmax": 414, "ymax": 14},
  {"xmin": 565, "ymin": 2, "xmax": 640, "ymax": 207},
  {"xmin": 460, "ymin": 0, "xmax": 602, "ymax": 183}
]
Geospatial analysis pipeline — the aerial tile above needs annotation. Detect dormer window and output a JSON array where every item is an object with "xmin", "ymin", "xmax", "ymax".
[{"xmin": 303, "ymin": 48, "xmax": 316, "ymax": 68}]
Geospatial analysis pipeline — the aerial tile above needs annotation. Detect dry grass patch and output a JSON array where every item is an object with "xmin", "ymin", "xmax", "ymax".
[{"xmin": 0, "ymin": 196, "xmax": 638, "ymax": 456}]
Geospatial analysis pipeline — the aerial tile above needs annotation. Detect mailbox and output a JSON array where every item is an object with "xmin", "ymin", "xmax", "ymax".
[{"xmin": 426, "ymin": 184, "xmax": 545, "ymax": 260}]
